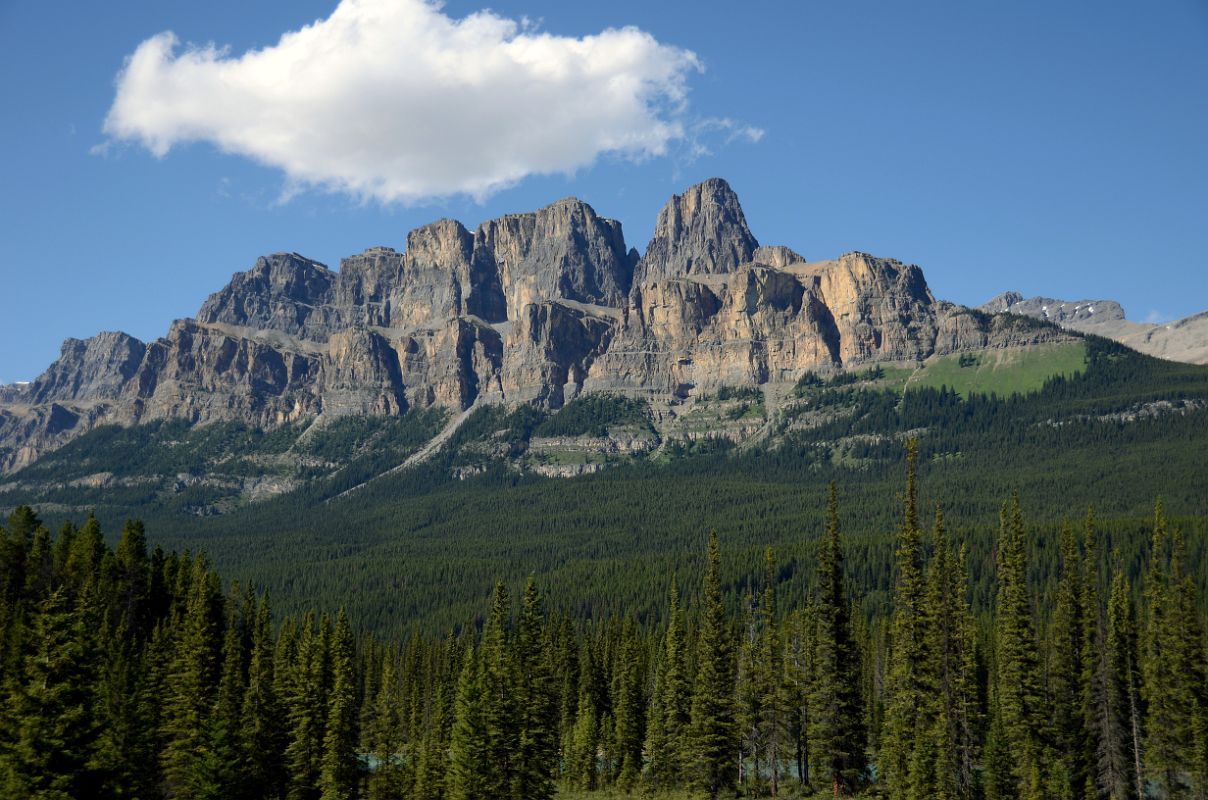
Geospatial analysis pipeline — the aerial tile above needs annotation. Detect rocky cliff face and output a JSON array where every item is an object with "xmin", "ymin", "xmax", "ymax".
[
  {"xmin": 0, "ymin": 179, "xmax": 1070, "ymax": 473},
  {"xmin": 980, "ymin": 292, "xmax": 1208, "ymax": 365}
]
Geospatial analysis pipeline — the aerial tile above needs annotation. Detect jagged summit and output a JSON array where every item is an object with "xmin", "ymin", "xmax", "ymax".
[
  {"xmin": 637, "ymin": 177, "xmax": 758, "ymax": 283},
  {"xmin": 0, "ymin": 179, "xmax": 1066, "ymax": 473}
]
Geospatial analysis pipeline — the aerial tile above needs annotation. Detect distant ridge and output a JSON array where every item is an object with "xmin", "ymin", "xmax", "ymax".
[{"xmin": 980, "ymin": 292, "xmax": 1208, "ymax": 365}]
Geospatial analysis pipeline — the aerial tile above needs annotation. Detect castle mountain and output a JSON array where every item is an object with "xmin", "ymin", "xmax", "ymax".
[{"xmin": 0, "ymin": 179, "xmax": 1065, "ymax": 473}]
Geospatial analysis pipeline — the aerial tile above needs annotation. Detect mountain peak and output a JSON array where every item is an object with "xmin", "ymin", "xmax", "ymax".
[{"xmin": 636, "ymin": 178, "xmax": 758, "ymax": 283}]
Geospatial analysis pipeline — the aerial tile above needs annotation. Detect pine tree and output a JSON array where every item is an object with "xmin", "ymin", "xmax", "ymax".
[
  {"xmin": 880, "ymin": 440, "xmax": 927, "ymax": 798},
  {"xmin": 483, "ymin": 581, "xmax": 520, "ymax": 798},
  {"xmin": 1105, "ymin": 557, "xmax": 1145, "ymax": 800},
  {"xmin": 784, "ymin": 604, "xmax": 816, "ymax": 791},
  {"xmin": 514, "ymin": 577, "xmax": 558, "ymax": 800},
  {"xmin": 285, "ymin": 613, "xmax": 332, "ymax": 800},
  {"xmin": 319, "ymin": 609, "xmax": 359, "ymax": 800},
  {"xmin": 449, "ymin": 643, "xmax": 492, "ymax": 800},
  {"xmin": 736, "ymin": 585, "xmax": 762, "ymax": 789},
  {"xmin": 241, "ymin": 594, "xmax": 285, "ymax": 800},
  {"xmin": 994, "ymin": 495, "xmax": 1047, "ymax": 795},
  {"xmin": 1142, "ymin": 501, "xmax": 1203, "ymax": 799},
  {"xmin": 413, "ymin": 634, "xmax": 458, "ymax": 800},
  {"xmin": 160, "ymin": 557, "xmax": 223, "ymax": 799},
  {"xmin": 691, "ymin": 532, "xmax": 738, "ymax": 799},
  {"xmin": 1, "ymin": 588, "xmax": 98, "ymax": 799},
  {"xmin": 810, "ymin": 484, "xmax": 866, "ymax": 798},
  {"xmin": 190, "ymin": 596, "xmax": 247, "ymax": 799},
  {"xmin": 645, "ymin": 576, "xmax": 690, "ymax": 790},
  {"xmin": 757, "ymin": 547, "xmax": 790, "ymax": 797},
  {"xmin": 1050, "ymin": 520, "xmax": 1089, "ymax": 797}
]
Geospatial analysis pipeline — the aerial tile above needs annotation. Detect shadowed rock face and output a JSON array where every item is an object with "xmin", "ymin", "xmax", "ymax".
[{"xmin": 0, "ymin": 179, "xmax": 1069, "ymax": 472}]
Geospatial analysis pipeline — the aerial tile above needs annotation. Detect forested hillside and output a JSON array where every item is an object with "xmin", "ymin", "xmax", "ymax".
[
  {"xmin": 4, "ymin": 336, "xmax": 1202, "ymax": 632},
  {"xmin": 2, "ymin": 448, "xmax": 1205, "ymax": 799}
]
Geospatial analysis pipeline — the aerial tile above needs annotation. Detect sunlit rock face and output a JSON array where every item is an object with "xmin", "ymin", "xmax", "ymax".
[{"xmin": 0, "ymin": 178, "xmax": 1068, "ymax": 472}]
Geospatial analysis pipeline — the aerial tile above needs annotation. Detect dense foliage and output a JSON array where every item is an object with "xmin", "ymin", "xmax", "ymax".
[{"xmin": 2, "ymin": 440, "xmax": 1207, "ymax": 797}]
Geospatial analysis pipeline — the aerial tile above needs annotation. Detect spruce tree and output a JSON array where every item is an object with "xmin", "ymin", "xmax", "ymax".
[
  {"xmin": 880, "ymin": 440, "xmax": 927, "ymax": 798},
  {"xmin": 319, "ymin": 609, "xmax": 359, "ymax": 800},
  {"xmin": 241, "ymin": 594, "xmax": 285, "ymax": 800},
  {"xmin": 809, "ymin": 484, "xmax": 866, "ymax": 798},
  {"xmin": 483, "ymin": 582, "xmax": 519, "ymax": 798},
  {"xmin": 160, "ymin": 558, "xmax": 223, "ymax": 799},
  {"xmin": 449, "ymin": 644, "xmax": 492, "ymax": 800},
  {"xmin": 1, "ymin": 588, "xmax": 98, "ymax": 800},
  {"xmin": 568, "ymin": 655, "xmax": 601, "ymax": 791},
  {"xmin": 1104, "ymin": 559, "xmax": 1145, "ymax": 800},
  {"xmin": 1142, "ymin": 499, "xmax": 1206, "ymax": 799},
  {"xmin": 994, "ymin": 495, "xmax": 1047, "ymax": 795},
  {"xmin": 285, "ymin": 613, "xmax": 332, "ymax": 800},
  {"xmin": 647, "ymin": 577, "xmax": 690, "ymax": 790},
  {"xmin": 515, "ymin": 577, "xmax": 557, "ymax": 800},
  {"xmin": 1050, "ymin": 520, "xmax": 1089, "ymax": 797},
  {"xmin": 758, "ymin": 547, "xmax": 790, "ymax": 796},
  {"xmin": 691, "ymin": 532, "xmax": 738, "ymax": 799}
]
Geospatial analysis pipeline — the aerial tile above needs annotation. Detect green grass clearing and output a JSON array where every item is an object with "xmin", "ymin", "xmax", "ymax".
[{"xmin": 905, "ymin": 340, "xmax": 1087, "ymax": 398}]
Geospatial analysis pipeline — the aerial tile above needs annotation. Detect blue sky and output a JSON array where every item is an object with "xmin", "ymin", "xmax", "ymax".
[{"xmin": 2, "ymin": 0, "xmax": 1206, "ymax": 382}]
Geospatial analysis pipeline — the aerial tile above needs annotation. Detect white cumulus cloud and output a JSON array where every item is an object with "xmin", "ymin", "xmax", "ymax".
[{"xmin": 101, "ymin": 0, "xmax": 706, "ymax": 203}]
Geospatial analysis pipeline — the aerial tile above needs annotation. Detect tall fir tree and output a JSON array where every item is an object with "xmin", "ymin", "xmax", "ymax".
[
  {"xmin": 160, "ymin": 557, "xmax": 223, "ymax": 800},
  {"xmin": 483, "ymin": 581, "xmax": 520, "ymax": 798},
  {"xmin": 758, "ymin": 547, "xmax": 789, "ymax": 797},
  {"xmin": 1, "ymin": 588, "xmax": 98, "ymax": 800},
  {"xmin": 241, "ymin": 594, "xmax": 286, "ymax": 800},
  {"xmin": 691, "ymin": 532, "xmax": 738, "ymax": 799},
  {"xmin": 319, "ymin": 609, "xmax": 360, "ymax": 800},
  {"xmin": 1107, "ymin": 557, "xmax": 1145, "ymax": 800},
  {"xmin": 645, "ymin": 576, "xmax": 690, "ymax": 790},
  {"xmin": 994, "ymin": 495, "xmax": 1048, "ymax": 797},
  {"xmin": 449, "ymin": 643, "xmax": 492, "ymax": 800},
  {"xmin": 1051, "ymin": 520, "xmax": 1089, "ymax": 798},
  {"xmin": 809, "ymin": 483, "xmax": 867, "ymax": 798},
  {"xmin": 514, "ymin": 577, "xmax": 558, "ymax": 800},
  {"xmin": 880, "ymin": 440, "xmax": 927, "ymax": 798}
]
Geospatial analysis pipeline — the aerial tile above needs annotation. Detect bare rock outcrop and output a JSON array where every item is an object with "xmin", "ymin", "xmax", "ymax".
[
  {"xmin": 0, "ymin": 179, "xmax": 1088, "ymax": 472},
  {"xmin": 635, "ymin": 178, "xmax": 758, "ymax": 283}
]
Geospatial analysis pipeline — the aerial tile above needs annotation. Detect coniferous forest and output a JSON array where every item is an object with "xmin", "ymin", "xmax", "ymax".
[{"xmin": 2, "ymin": 443, "xmax": 1206, "ymax": 799}]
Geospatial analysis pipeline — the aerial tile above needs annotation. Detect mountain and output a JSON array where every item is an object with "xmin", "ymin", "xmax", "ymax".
[
  {"xmin": 0, "ymin": 178, "xmax": 1064, "ymax": 475},
  {"xmin": 981, "ymin": 291, "xmax": 1208, "ymax": 365}
]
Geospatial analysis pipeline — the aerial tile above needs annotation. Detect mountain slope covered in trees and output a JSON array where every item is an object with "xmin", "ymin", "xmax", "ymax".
[{"xmin": 2, "ymin": 450, "xmax": 1205, "ymax": 799}]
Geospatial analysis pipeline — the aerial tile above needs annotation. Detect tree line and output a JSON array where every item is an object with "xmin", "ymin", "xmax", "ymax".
[{"xmin": 1, "ymin": 442, "xmax": 1206, "ymax": 798}]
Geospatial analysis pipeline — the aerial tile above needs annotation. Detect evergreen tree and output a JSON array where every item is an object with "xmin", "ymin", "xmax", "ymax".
[
  {"xmin": 483, "ymin": 582, "xmax": 519, "ymax": 798},
  {"xmin": 160, "ymin": 557, "xmax": 223, "ymax": 799},
  {"xmin": 190, "ymin": 595, "xmax": 247, "ymax": 799},
  {"xmin": 1, "ymin": 589, "xmax": 98, "ymax": 800},
  {"xmin": 810, "ymin": 484, "xmax": 866, "ymax": 798},
  {"xmin": 757, "ymin": 547, "xmax": 790, "ymax": 796},
  {"xmin": 449, "ymin": 644, "xmax": 492, "ymax": 800},
  {"xmin": 514, "ymin": 577, "xmax": 558, "ymax": 800},
  {"xmin": 241, "ymin": 594, "xmax": 286, "ymax": 800},
  {"xmin": 645, "ymin": 577, "xmax": 690, "ymax": 790},
  {"xmin": 994, "ymin": 495, "xmax": 1047, "ymax": 794},
  {"xmin": 880, "ymin": 440, "xmax": 927, "ymax": 798},
  {"xmin": 1051, "ymin": 520, "xmax": 1089, "ymax": 797},
  {"xmin": 1142, "ymin": 500, "xmax": 1204, "ymax": 799},
  {"xmin": 1104, "ymin": 558, "xmax": 1146, "ymax": 800},
  {"xmin": 319, "ymin": 609, "xmax": 360, "ymax": 800},
  {"xmin": 691, "ymin": 532, "xmax": 738, "ymax": 799},
  {"xmin": 285, "ymin": 613, "xmax": 332, "ymax": 800}
]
